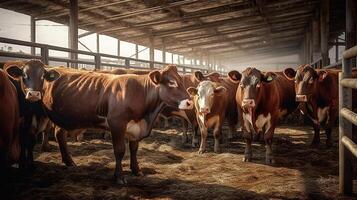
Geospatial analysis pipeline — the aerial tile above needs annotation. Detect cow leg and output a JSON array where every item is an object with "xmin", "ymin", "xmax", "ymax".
[
  {"xmin": 198, "ymin": 125, "xmax": 208, "ymax": 154},
  {"xmin": 76, "ymin": 133, "xmax": 84, "ymax": 142},
  {"xmin": 191, "ymin": 122, "xmax": 199, "ymax": 147},
  {"xmin": 181, "ymin": 119, "xmax": 189, "ymax": 144},
  {"xmin": 164, "ymin": 117, "xmax": 169, "ymax": 128},
  {"xmin": 264, "ymin": 125, "xmax": 276, "ymax": 164},
  {"xmin": 110, "ymin": 129, "xmax": 127, "ymax": 185},
  {"xmin": 129, "ymin": 140, "xmax": 142, "ymax": 176},
  {"xmin": 311, "ymin": 123, "xmax": 320, "ymax": 146},
  {"xmin": 242, "ymin": 130, "xmax": 252, "ymax": 162},
  {"xmin": 41, "ymin": 131, "xmax": 50, "ymax": 152},
  {"xmin": 213, "ymin": 127, "xmax": 221, "ymax": 153},
  {"xmin": 55, "ymin": 127, "xmax": 76, "ymax": 166}
]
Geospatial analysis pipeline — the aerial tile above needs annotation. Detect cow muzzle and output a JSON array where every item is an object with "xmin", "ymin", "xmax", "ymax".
[
  {"xmin": 242, "ymin": 99, "xmax": 255, "ymax": 108},
  {"xmin": 26, "ymin": 90, "xmax": 42, "ymax": 101},
  {"xmin": 199, "ymin": 107, "xmax": 210, "ymax": 114},
  {"xmin": 296, "ymin": 95, "xmax": 307, "ymax": 102},
  {"xmin": 178, "ymin": 99, "xmax": 194, "ymax": 110}
]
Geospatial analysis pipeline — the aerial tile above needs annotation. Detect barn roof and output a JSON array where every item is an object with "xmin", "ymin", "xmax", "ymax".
[{"xmin": 0, "ymin": 0, "xmax": 345, "ymax": 64}]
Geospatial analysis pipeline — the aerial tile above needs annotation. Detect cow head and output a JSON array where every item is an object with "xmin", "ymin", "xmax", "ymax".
[
  {"xmin": 149, "ymin": 65, "xmax": 193, "ymax": 110},
  {"xmin": 238, "ymin": 67, "xmax": 275, "ymax": 113},
  {"xmin": 5, "ymin": 59, "xmax": 60, "ymax": 102},
  {"xmin": 187, "ymin": 81, "xmax": 226, "ymax": 114},
  {"xmin": 283, "ymin": 65, "xmax": 327, "ymax": 102}
]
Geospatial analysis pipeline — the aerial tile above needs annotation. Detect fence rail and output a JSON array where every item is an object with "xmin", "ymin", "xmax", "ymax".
[
  {"xmin": 339, "ymin": 44, "xmax": 357, "ymax": 195},
  {"xmin": 0, "ymin": 37, "xmax": 216, "ymax": 74}
]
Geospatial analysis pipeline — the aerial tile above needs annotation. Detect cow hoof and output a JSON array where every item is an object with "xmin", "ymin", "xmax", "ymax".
[
  {"xmin": 64, "ymin": 160, "xmax": 77, "ymax": 167},
  {"xmin": 310, "ymin": 139, "xmax": 320, "ymax": 146},
  {"xmin": 115, "ymin": 176, "xmax": 127, "ymax": 185},
  {"xmin": 131, "ymin": 170, "xmax": 144, "ymax": 177},
  {"xmin": 242, "ymin": 153, "xmax": 252, "ymax": 162},
  {"xmin": 265, "ymin": 157, "xmax": 275, "ymax": 165},
  {"xmin": 41, "ymin": 145, "xmax": 50, "ymax": 152},
  {"xmin": 326, "ymin": 140, "xmax": 333, "ymax": 148},
  {"xmin": 214, "ymin": 147, "xmax": 221, "ymax": 154},
  {"xmin": 197, "ymin": 149, "xmax": 205, "ymax": 154},
  {"xmin": 191, "ymin": 142, "xmax": 198, "ymax": 148}
]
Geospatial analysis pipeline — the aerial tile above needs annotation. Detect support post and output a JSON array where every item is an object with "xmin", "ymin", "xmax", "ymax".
[
  {"xmin": 135, "ymin": 44, "xmax": 139, "ymax": 59},
  {"xmin": 96, "ymin": 33, "xmax": 100, "ymax": 53},
  {"xmin": 69, "ymin": 0, "xmax": 78, "ymax": 68},
  {"xmin": 149, "ymin": 37, "xmax": 154, "ymax": 69},
  {"xmin": 336, "ymin": 38, "xmax": 339, "ymax": 62},
  {"xmin": 171, "ymin": 53, "xmax": 174, "ymax": 64},
  {"xmin": 30, "ymin": 16, "xmax": 36, "ymax": 55},
  {"xmin": 320, "ymin": 0, "xmax": 330, "ymax": 67},
  {"xmin": 312, "ymin": 10, "xmax": 320, "ymax": 61},
  {"xmin": 162, "ymin": 39, "xmax": 166, "ymax": 63},
  {"xmin": 346, "ymin": 0, "xmax": 356, "ymax": 67},
  {"xmin": 117, "ymin": 40, "xmax": 120, "ymax": 56}
]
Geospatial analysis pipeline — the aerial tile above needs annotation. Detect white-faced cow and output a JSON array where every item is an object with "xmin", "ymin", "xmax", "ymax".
[{"xmin": 187, "ymin": 81, "xmax": 228, "ymax": 154}]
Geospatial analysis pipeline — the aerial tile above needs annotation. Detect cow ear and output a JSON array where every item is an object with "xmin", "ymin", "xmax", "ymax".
[
  {"xmin": 283, "ymin": 68, "xmax": 296, "ymax": 80},
  {"xmin": 187, "ymin": 87, "xmax": 197, "ymax": 96},
  {"xmin": 194, "ymin": 71, "xmax": 204, "ymax": 81},
  {"xmin": 214, "ymin": 86, "xmax": 227, "ymax": 96},
  {"xmin": 5, "ymin": 65, "xmax": 23, "ymax": 80},
  {"xmin": 44, "ymin": 69, "xmax": 60, "ymax": 82},
  {"xmin": 318, "ymin": 70, "xmax": 328, "ymax": 82},
  {"xmin": 262, "ymin": 72, "xmax": 276, "ymax": 82},
  {"xmin": 149, "ymin": 70, "xmax": 162, "ymax": 85},
  {"xmin": 227, "ymin": 70, "xmax": 241, "ymax": 83}
]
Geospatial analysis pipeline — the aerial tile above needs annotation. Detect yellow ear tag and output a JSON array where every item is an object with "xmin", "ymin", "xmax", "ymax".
[{"xmin": 266, "ymin": 76, "xmax": 273, "ymax": 82}]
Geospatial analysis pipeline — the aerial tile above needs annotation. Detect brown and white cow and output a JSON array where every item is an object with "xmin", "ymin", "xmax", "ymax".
[
  {"xmin": 187, "ymin": 81, "xmax": 228, "ymax": 154},
  {"xmin": 0, "ymin": 68, "xmax": 20, "ymax": 175},
  {"xmin": 6, "ymin": 63, "xmax": 192, "ymax": 184},
  {"xmin": 283, "ymin": 65, "xmax": 357, "ymax": 147},
  {"xmin": 3, "ymin": 60, "xmax": 56, "ymax": 169},
  {"xmin": 229, "ymin": 68, "xmax": 298, "ymax": 164},
  {"xmin": 162, "ymin": 71, "xmax": 220, "ymax": 146}
]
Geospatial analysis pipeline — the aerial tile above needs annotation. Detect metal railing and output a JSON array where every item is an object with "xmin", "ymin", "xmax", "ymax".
[
  {"xmin": 0, "ymin": 37, "xmax": 214, "ymax": 74},
  {"xmin": 311, "ymin": 57, "xmax": 322, "ymax": 69},
  {"xmin": 339, "ymin": 45, "xmax": 357, "ymax": 195}
]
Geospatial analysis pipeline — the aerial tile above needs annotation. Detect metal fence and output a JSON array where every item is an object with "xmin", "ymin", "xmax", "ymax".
[
  {"xmin": 339, "ymin": 45, "xmax": 357, "ymax": 195},
  {"xmin": 0, "ymin": 37, "xmax": 215, "ymax": 74}
]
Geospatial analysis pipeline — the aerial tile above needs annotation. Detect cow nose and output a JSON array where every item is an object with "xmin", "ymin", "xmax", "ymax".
[
  {"xmin": 199, "ymin": 107, "xmax": 210, "ymax": 114},
  {"xmin": 178, "ymin": 99, "xmax": 193, "ymax": 110},
  {"xmin": 242, "ymin": 99, "xmax": 255, "ymax": 108},
  {"xmin": 296, "ymin": 95, "xmax": 307, "ymax": 102},
  {"xmin": 26, "ymin": 90, "xmax": 41, "ymax": 101}
]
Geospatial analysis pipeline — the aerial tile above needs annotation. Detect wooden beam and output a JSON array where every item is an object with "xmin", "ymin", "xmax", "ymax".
[
  {"xmin": 35, "ymin": 0, "xmax": 135, "ymax": 20},
  {"xmin": 149, "ymin": 37, "xmax": 154, "ymax": 69},
  {"xmin": 96, "ymin": 33, "xmax": 100, "ymax": 53},
  {"xmin": 69, "ymin": 0, "xmax": 78, "ymax": 68},
  {"xmin": 346, "ymin": 0, "xmax": 356, "ymax": 67},
  {"xmin": 30, "ymin": 16, "xmax": 36, "ymax": 55},
  {"xmin": 320, "ymin": 0, "xmax": 330, "ymax": 67}
]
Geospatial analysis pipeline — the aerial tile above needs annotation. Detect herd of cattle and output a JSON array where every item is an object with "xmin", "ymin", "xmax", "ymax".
[{"xmin": 0, "ymin": 59, "xmax": 356, "ymax": 185}]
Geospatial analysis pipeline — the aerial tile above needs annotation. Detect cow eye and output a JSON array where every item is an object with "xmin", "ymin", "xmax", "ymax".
[
  {"xmin": 168, "ymin": 80, "xmax": 178, "ymax": 88},
  {"xmin": 23, "ymin": 73, "xmax": 29, "ymax": 80}
]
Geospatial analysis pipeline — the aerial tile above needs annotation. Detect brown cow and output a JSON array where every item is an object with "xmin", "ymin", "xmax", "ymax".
[
  {"xmin": 218, "ymin": 71, "xmax": 242, "ymax": 140},
  {"xmin": 0, "ymin": 69, "xmax": 20, "ymax": 175},
  {"xmin": 229, "ymin": 68, "xmax": 298, "ymax": 164},
  {"xmin": 283, "ymin": 65, "xmax": 357, "ymax": 147},
  {"xmin": 5, "ymin": 64, "xmax": 192, "ymax": 184},
  {"xmin": 187, "ymin": 81, "xmax": 228, "ymax": 153}
]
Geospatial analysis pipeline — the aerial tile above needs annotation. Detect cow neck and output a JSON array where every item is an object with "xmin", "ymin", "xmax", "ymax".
[
  {"xmin": 139, "ymin": 76, "xmax": 165, "ymax": 139},
  {"xmin": 142, "ymin": 76, "xmax": 162, "ymax": 113}
]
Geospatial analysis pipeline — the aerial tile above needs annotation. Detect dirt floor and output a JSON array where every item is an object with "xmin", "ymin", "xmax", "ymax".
[{"xmin": 2, "ymin": 124, "xmax": 357, "ymax": 200}]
